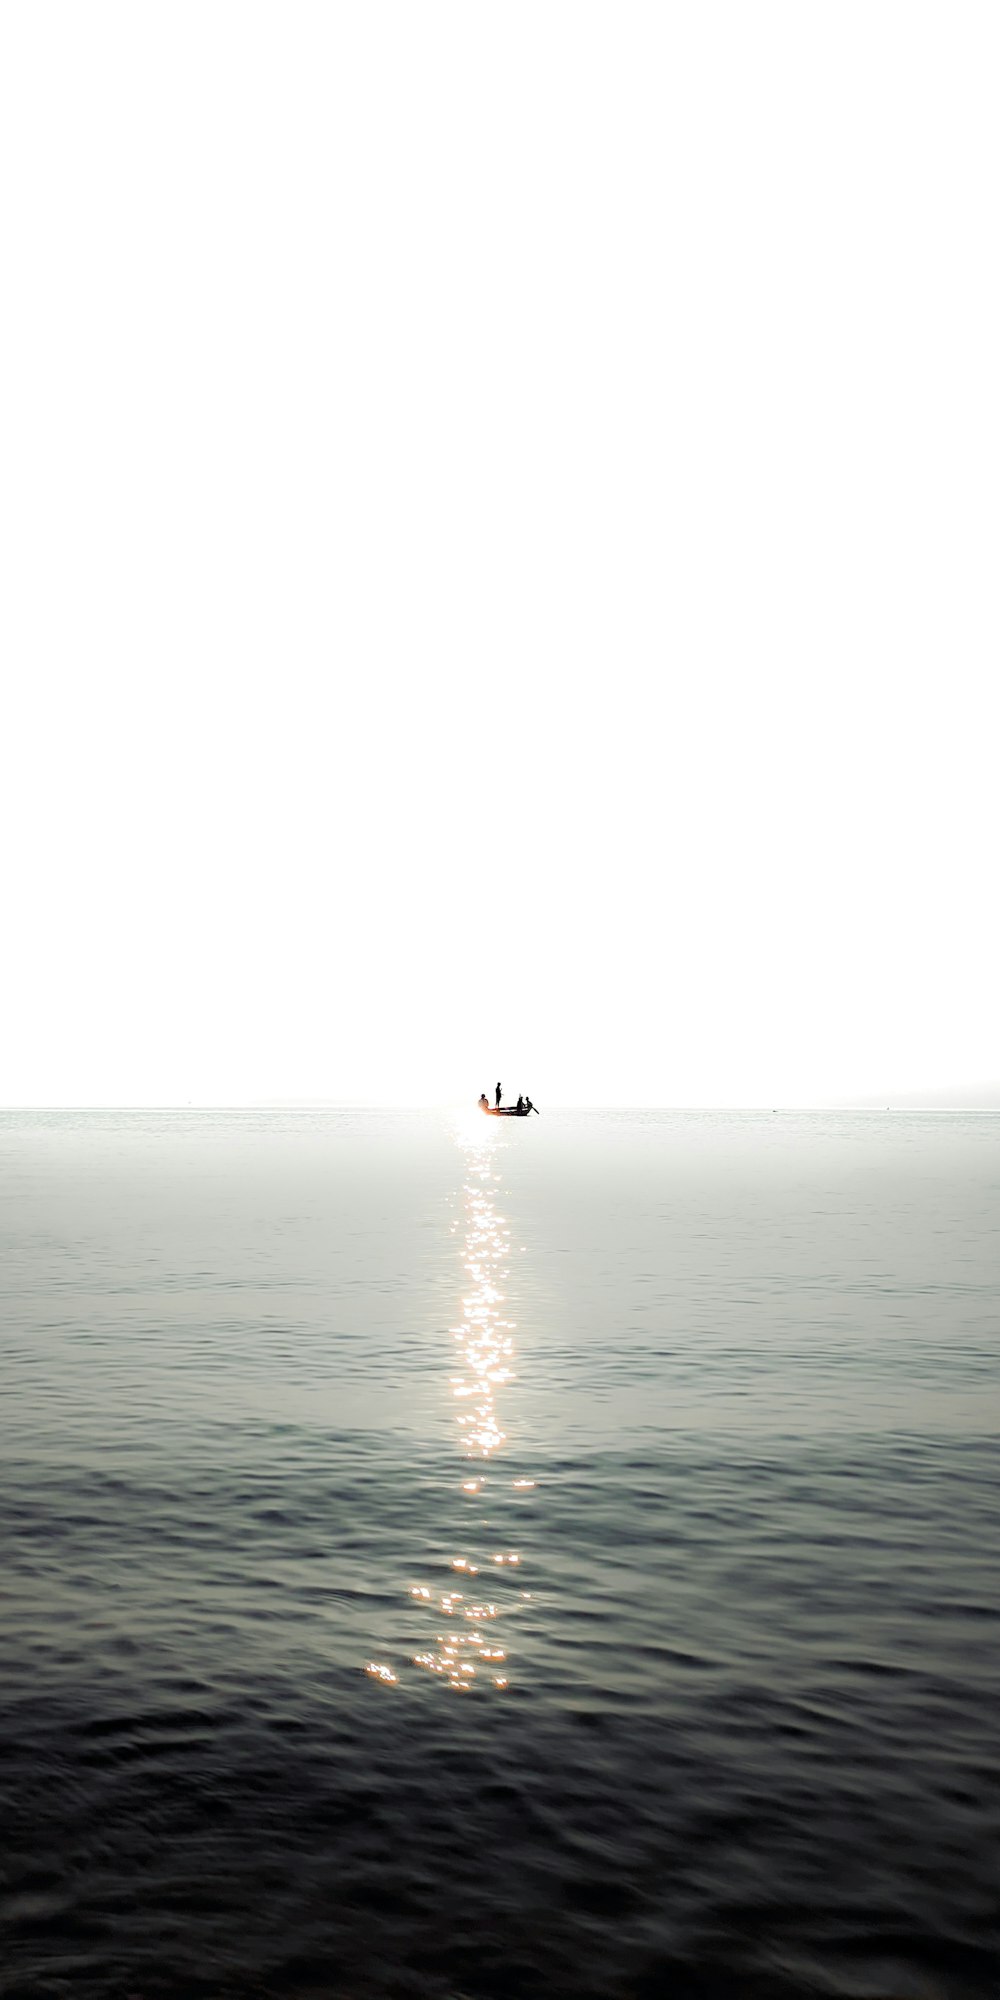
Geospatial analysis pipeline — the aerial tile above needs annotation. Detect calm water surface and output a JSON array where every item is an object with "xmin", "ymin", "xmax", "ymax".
[{"xmin": 1, "ymin": 1108, "xmax": 999, "ymax": 2000}]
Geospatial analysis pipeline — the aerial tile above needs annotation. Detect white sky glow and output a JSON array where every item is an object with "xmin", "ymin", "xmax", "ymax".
[{"xmin": 2, "ymin": 3, "xmax": 997, "ymax": 1105}]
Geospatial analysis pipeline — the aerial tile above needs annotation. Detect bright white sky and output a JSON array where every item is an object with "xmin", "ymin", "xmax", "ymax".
[{"xmin": 2, "ymin": 3, "xmax": 996, "ymax": 1105}]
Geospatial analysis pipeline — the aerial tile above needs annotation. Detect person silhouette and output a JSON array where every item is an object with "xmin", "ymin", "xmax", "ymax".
[
  {"xmin": 495, "ymin": 1082, "xmax": 502, "ymax": 1108},
  {"xmin": 516, "ymin": 1094, "xmax": 524, "ymax": 1113}
]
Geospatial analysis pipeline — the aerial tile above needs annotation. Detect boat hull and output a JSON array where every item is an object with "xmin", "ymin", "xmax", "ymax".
[{"xmin": 481, "ymin": 1105, "xmax": 531, "ymax": 1117}]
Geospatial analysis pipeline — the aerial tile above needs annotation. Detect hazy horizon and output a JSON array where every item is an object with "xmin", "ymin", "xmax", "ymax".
[{"xmin": 4, "ymin": 1085, "xmax": 1000, "ymax": 1111}]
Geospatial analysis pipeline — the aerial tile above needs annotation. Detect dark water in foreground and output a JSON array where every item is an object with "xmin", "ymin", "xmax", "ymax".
[{"xmin": 2, "ymin": 1108, "xmax": 999, "ymax": 2000}]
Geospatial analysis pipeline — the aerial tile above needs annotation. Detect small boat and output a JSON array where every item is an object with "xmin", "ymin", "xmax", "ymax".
[{"xmin": 479, "ymin": 1101, "xmax": 538, "ymax": 1117}]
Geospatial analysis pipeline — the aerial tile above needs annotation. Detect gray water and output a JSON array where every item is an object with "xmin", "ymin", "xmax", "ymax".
[{"xmin": 1, "ymin": 1107, "xmax": 999, "ymax": 2000}]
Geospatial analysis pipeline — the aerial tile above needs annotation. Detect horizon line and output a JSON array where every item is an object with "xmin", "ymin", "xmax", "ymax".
[{"xmin": 3, "ymin": 1101, "xmax": 1000, "ymax": 1114}]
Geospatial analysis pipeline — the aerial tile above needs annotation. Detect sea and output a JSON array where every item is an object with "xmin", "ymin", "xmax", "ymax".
[{"xmin": 1, "ymin": 1107, "xmax": 999, "ymax": 2000}]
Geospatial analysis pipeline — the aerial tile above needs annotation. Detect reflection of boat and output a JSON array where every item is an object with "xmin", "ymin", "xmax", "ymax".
[{"xmin": 481, "ymin": 1105, "xmax": 534, "ymax": 1117}]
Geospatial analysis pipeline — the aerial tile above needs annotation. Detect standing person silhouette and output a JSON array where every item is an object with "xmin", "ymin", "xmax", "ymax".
[{"xmin": 495, "ymin": 1081, "xmax": 502, "ymax": 1108}]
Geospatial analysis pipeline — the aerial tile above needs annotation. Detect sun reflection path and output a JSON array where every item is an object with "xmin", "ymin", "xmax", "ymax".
[{"xmin": 366, "ymin": 1113, "xmax": 535, "ymax": 1696}]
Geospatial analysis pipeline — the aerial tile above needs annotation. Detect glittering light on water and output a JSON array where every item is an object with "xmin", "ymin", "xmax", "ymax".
[{"xmin": 367, "ymin": 1113, "xmax": 536, "ymax": 1694}]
